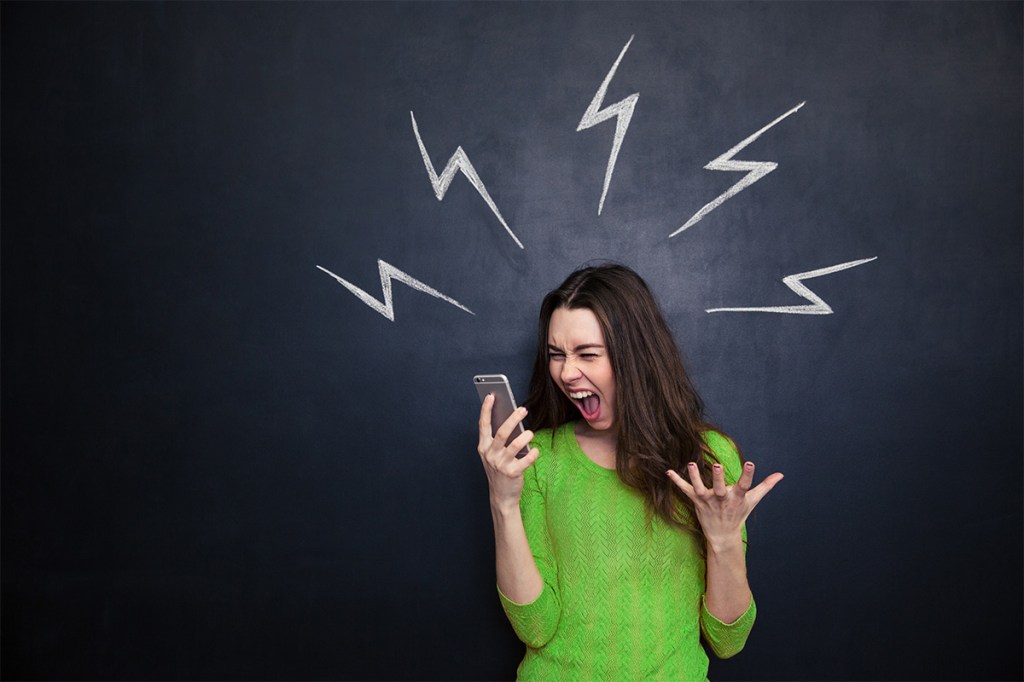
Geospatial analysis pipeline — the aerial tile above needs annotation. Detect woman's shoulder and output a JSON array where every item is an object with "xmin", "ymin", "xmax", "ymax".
[
  {"xmin": 701, "ymin": 429, "xmax": 743, "ymax": 482},
  {"xmin": 701, "ymin": 428, "xmax": 736, "ymax": 452},
  {"xmin": 529, "ymin": 422, "xmax": 572, "ymax": 454},
  {"xmin": 527, "ymin": 422, "xmax": 580, "ymax": 477},
  {"xmin": 529, "ymin": 426, "xmax": 556, "ymax": 450}
]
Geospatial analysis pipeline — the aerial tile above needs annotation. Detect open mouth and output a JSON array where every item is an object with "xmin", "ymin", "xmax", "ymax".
[{"xmin": 568, "ymin": 390, "xmax": 601, "ymax": 421}]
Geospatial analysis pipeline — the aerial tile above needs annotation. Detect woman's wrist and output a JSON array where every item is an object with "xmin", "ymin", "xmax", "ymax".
[
  {"xmin": 704, "ymin": 530, "xmax": 744, "ymax": 557},
  {"xmin": 489, "ymin": 496, "xmax": 521, "ymax": 519}
]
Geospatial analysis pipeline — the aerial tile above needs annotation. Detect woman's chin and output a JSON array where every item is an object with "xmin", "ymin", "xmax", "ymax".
[{"xmin": 581, "ymin": 413, "xmax": 615, "ymax": 433}]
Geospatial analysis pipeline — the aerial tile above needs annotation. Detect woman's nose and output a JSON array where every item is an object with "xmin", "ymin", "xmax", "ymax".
[{"xmin": 560, "ymin": 357, "xmax": 582, "ymax": 382}]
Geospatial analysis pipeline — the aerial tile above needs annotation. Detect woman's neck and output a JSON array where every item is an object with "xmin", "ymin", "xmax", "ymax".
[{"xmin": 574, "ymin": 420, "xmax": 618, "ymax": 469}]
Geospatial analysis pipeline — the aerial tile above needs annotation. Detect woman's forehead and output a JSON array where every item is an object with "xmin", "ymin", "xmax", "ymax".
[{"xmin": 547, "ymin": 307, "xmax": 605, "ymax": 345}]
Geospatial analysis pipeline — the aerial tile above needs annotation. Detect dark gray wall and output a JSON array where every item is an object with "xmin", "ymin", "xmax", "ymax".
[{"xmin": 3, "ymin": 2, "xmax": 1021, "ymax": 680}]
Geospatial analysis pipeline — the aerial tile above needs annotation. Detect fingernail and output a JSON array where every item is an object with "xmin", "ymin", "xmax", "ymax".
[
  {"xmin": 745, "ymin": 462, "xmax": 754, "ymax": 468},
  {"xmin": 713, "ymin": 464, "xmax": 722, "ymax": 470},
  {"xmin": 688, "ymin": 462, "xmax": 696, "ymax": 468}
]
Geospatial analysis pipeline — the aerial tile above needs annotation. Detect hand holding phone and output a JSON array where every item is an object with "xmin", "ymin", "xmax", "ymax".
[{"xmin": 474, "ymin": 374, "xmax": 530, "ymax": 458}]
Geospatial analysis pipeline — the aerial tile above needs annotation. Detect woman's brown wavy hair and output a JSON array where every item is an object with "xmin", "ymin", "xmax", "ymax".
[{"xmin": 523, "ymin": 263, "xmax": 732, "ymax": 539}]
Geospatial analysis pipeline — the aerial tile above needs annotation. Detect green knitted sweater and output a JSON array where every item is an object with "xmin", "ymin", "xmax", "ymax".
[{"xmin": 498, "ymin": 422, "xmax": 756, "ymax": 681}]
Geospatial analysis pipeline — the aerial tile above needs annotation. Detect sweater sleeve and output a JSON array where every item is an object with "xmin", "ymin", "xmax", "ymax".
[
  {"xmin": 700, "ymin": 594, "xmax": 756, "ymax": 658},
  {"xmin": 497, "ymin": 449, "xmax": 561, "ymax": 648},
  {"xmin": 699, "ymin": 430, "xmax": 757, "ymax": 658}
]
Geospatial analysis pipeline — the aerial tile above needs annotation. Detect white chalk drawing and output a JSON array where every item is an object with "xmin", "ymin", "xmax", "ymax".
[
  {"xmin": 705, "ymin": 257, "xmax": 877, "ymax": 314},
  {"xmin": 409, "ymin": 111, "xmax": 524, "ymax": 250},
  {"xmin": 577, "ymin": 35, "xmax": 639, "ymax": 216},
  {"xmin": 318, "ymin": 41, "xmax": 875, "ymax": 326},
  {"xmin": 317, "ymin": 260, "xmax": 474, "ymax": 322},
  {"xmin": 669, "ymin": 101, "xmax": 806, "ymax": 238}
]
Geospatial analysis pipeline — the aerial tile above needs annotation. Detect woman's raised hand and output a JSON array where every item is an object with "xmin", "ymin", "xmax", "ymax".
[
  {"xmin": 666, "ymin": 461, "xmax": 783, "ymax": 550},
  {"xmin": 477, "ymin": 394, "xmax": 540, "ymax": 510}
]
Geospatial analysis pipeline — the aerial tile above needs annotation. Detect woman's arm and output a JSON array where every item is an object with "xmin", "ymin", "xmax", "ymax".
[
  {"xmin": 701, "ymin": 461, "xmax": 757, "ymax": 622},
  {"xmin": 477, "ymin": 396, "xmax": 543, "ymax": 603},
  {"xmin": 491, "ymin": 498, "xmax": 543, "ymax": 603},
  {"xmin": 667, "ymin": 458, "xmax": 783, "ymax": 622},
  {"xmin": 478, "ymin": 397, "xmax": 562, "ymax": 647}
]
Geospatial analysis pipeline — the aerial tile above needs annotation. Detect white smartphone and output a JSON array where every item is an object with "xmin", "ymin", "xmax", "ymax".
[{"xmin": 473, "ymin": 374, "xmax": 530, "ymax": 458}]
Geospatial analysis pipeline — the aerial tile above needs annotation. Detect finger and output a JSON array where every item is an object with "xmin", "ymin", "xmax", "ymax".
[
  {"xmin": 735, "ymin": 461, "xmax": 755, "ymax": 494},
  {"xmin": 509, "ymin": 447, "xmax": 540, "ymax": 475},
  {"xmin": 745, "ymin": 472, "xmax": 785, "ymax": 508},
  {"xmin": 504, "ymin": 429, "xmax": 535, "ymax": 460},
  {"xmin": 712, "ymin": 463, "xmax": 727, "ymax": 497},
  {"xmin": 666, "ymin": 469, "xmax": 696, "ymax": 500},
  {"xmin": 686, "ymin": 462, "xmax": 708, "ymax": 495},
  {"xmin": 493, "ymin": 406, "xmax": 527, "ymax": 449},
  {"xmin": 477, "ymin": 393, "xmax": 495, "ymax": 443}
]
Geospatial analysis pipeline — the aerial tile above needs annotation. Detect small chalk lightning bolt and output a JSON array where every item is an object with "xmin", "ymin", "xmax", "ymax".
[
  {"xmin": 577, "ymin": 35, "xmax": 639, "ymax": 216},
  {"xmin": 317, "ymin": 260, "xmax": 474, "ymax": 322},
  {"xmin": 410, "ymin": 111, "xmax": 524, "ymax": 249},
  {"xmin": 706, "ymin": 257, "xmax": 877, "ymax": 314},
  {"xmin": 670, "ymin": 101, "xmax": 806, "ymax": 239}
]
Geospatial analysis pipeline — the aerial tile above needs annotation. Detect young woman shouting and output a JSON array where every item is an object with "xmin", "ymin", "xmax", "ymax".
[{"xmin": 476, "ymin": 264, "xmax": 783, "ymax": 681}]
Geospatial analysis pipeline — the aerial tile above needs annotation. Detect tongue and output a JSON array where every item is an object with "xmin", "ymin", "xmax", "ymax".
[{"xmin": 581, "ymin": 394, "xmax": 600, "ymax": 417}]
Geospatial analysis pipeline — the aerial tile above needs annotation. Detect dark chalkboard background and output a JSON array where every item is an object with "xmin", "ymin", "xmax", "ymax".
[{"xmin": 3, "ymin": 2, "xmax": 1021, "ymax": 680}]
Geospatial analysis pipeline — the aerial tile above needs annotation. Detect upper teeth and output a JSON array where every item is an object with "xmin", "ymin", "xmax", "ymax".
[{"xmin": 569, "ymin": 391, "xmax": 595, "ymax": 399}]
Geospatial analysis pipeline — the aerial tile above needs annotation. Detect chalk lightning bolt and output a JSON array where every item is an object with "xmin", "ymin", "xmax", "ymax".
[
  {"xmin": 410, "ymin": 111, "xmax": 524, "ymax": 250},
  {"xmin": 706, "ymin": 257, "xmax": 877, "ymax": 314},
  {"xmin": 577, "ymin": 35, "xmax": 639, "ymax": 216},
  {"xmin": 317, "ymin": 260, "xmax": 474, "ymax": 322},
  {"xmin": 670, "ymin": 101, "xmax": 806, "ymax": 239}
]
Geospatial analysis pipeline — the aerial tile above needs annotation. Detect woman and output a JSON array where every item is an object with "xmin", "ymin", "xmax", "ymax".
[{"xmin": 476, "ymin": 264, "xmax": 783, "ymax": 681}]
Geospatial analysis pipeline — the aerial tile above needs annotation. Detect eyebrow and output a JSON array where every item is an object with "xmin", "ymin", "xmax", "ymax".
[{"xmin": 547, "ymin": 343, "xmax": 606, "ymax": 352}]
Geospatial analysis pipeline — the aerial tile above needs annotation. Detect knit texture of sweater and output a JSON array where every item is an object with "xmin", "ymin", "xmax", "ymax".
[{"xmin": 498, "ymin": 422, "xmax": 756, "ymax": 681}]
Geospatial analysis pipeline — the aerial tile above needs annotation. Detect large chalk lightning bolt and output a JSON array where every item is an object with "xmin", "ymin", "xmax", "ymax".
[
  {"xmin": 577, "ymin": 35, "xmax": 639, "ymax": 216},
  {"xmin": 706, "ymin": 257, "xmax": 877, "ymax": 314},
  {"xmin": 670, "ymin": 101, "xmax": 806, "ymax": 238},
  {"xmin": 410, "ymin": 111, "xmax": 524, "ymax": 249},
  {"xmin": 317, "ymin": 260, "xmax": 474, "ymax": 322}
]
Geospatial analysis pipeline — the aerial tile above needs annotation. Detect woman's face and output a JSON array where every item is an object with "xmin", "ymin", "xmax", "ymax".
[{"xmin": 547, "ymin": 306, "xmax": 617, "ymax": 433}]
